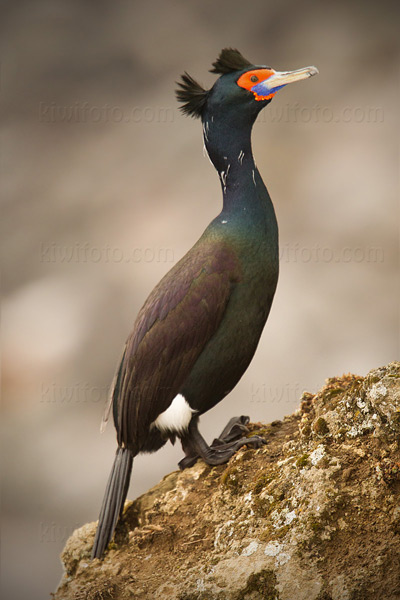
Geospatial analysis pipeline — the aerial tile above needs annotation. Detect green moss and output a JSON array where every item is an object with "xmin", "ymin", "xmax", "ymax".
[
  {"xmin": 301, "ymin": 424, "xmax": 312, "ymax": 438},
  {"xmin": 307, "ymin": 515, "xmax": 325, "ymax": 538},
  {"xmin": 296, "ymin": 454, "xmax": 309, "ymax": 468},
  {"xmin": 258, "ymin": 528, "xmax": 272, "ymax": 542},
  {"xmin": 366, "ymin": 375, "xmax": 380, "ymax": 384},
  {"xmin": 238, "ymin": 449, "xmax": 257, "ymax": 462},
  {"xmin": 252, "ymin": 495, "xmax": 275, "ymax": 517},
  {"xmin": 310, "ymin": 520, "xmax": 323, "ymax": 533},
  {"xmin": 314, "ymin": 418, "xmax": 330, "ymax": 436},
  {"xmin": 300, "ymin": 392, "xmax": 314, "ymax": 405},
  {"xmin": 237, "ymin": 569, "xmax": 280, "ymax": 600},
  {"xmin": 323, "ymin": 387, "xmax": 344, "ymax": 401},
  {"xmin": 253, "ymin": 473, "xmax": 275, "ymax": 494},
  {"xmin": 250, "ymin": 428, "xmax": 269, "ymax": 437},
  {"xmin": 336, "ymin": 427, "xmax": 348, "ymax": 439},
  {"xmin": 274, "ymin": 524, "xmax": 291, "ymax": 539},
  {"xmin": 220, "ymin": 466, "xmax": 240, "ymax": 492}
]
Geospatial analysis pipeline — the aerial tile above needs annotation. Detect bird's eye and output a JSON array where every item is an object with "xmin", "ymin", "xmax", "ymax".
[{"xmin": 250, "ymin": 75, "xmax": 259, "ymax": 83}]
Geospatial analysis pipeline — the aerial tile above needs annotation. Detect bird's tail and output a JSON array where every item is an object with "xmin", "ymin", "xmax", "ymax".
[{"xmin": 91, "ymin": 446, "xmax": 133, "ymax": 559}]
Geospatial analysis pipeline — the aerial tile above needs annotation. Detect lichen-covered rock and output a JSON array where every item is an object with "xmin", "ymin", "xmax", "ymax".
[{"xmin": 54, "ymin": 363, "xmax": 400, "ymax": 600}]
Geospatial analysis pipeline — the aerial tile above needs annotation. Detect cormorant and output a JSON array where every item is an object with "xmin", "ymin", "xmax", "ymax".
[{"xmin": 91, "ymin": 48, "xmax": 318, "ymax": 559}]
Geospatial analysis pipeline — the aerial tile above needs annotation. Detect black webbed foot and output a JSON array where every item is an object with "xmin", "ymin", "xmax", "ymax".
[
  {"xmin": 211, "ymin": 415, "xmax": 251, "ymax": 446},
  {"xmin": 178, "ymin": 416, "xmax": 266, "ymax": 470}
]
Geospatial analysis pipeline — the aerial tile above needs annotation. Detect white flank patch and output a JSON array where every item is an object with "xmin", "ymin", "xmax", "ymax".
[{"xmin": 153, "ymin": 394, "xmax": 195, "ymax": 433}]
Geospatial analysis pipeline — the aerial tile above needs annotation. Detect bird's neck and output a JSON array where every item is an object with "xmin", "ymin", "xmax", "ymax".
[{"xmin": 202, "ymin": 114, "xmax": 269, "ymax": 216}]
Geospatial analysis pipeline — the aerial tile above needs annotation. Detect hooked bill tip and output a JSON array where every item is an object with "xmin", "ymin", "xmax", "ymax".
[{"xmin": 308, "ymin": 66, "xmax": 319, "ymax": 77}]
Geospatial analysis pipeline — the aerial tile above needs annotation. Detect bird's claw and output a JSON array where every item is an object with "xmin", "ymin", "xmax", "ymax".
[
  {"xmin": 178, "ymin": 417, "xmax": 266, "ymax": 470},
  {"xmin": 243, "ymin": 435, "xmax": 267, "ymax": 449}
]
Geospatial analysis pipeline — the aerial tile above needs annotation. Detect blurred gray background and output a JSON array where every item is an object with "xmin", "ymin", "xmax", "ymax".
[{"xmin": 1, "ymin": 0, "xmax": 399, "ymax": 598}]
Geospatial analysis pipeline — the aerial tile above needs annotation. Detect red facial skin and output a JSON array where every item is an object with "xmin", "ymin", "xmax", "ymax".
[{"xmin": 236, "ymin": 68, "xmax": 276, "ymax": 101}]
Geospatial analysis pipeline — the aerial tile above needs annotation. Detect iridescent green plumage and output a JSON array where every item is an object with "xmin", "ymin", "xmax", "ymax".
[{"xmin": 92, "ymin": 48, "xmax": 317, "ymax": 559}]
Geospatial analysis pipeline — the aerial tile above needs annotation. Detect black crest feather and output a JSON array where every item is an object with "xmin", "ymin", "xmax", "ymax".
[
  {"xmin": 175, "ymin": 72, "xmax": 209, "ymax": 119},
  {"xmin": 210, "ymin": 48, "xmax": 252, "ymax": 75}
]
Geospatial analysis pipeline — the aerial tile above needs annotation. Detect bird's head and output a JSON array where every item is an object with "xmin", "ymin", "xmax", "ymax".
[{"xmin": 176, "ymin": 48, "xmax": 318, "ymax": 124}]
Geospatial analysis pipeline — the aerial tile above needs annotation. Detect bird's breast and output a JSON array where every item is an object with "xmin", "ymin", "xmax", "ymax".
[{"xmin": 180, "ymin": 240, "xmax": 278, "ymax": 414}]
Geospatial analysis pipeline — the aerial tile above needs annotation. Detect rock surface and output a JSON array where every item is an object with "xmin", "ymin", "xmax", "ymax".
[{"xmin": 55, "ymin": 363, "xmax": 400, "ymax": 600}]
